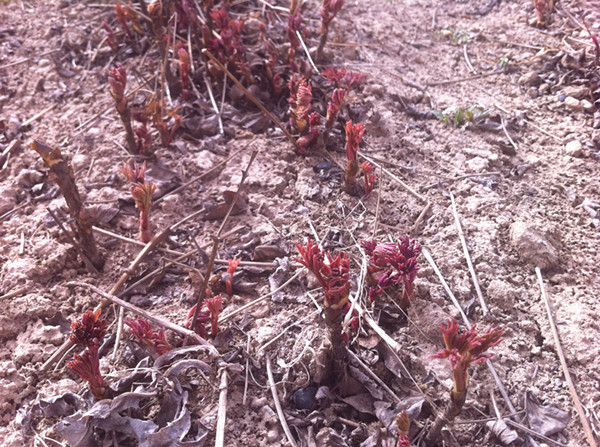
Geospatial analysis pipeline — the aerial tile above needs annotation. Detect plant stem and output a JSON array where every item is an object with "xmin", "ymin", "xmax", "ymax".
[
  {"xmin": 118, "ymin": 107, "xmax": 138, "ymax": 155},
  {"xmin": 139, "ymin": 208, "xmax": 150, "ymax": 243},
  {"xmin": 324, "ymin": 306, "xmax": 347, "ymax": 379},
  {"xmin": 426, "ymin": 389, "xmax": 466, "ymax": 446},
  {"xmin": 343, "ymin": 159, "xmax": 359, "ymax": 193},
  {"xmin": 316, "ymin": 25, "xmax": 329, "ymax": 62},
  {"xmin": 31, "ymin": 141, "xmax": 104, "ymax": 270}
]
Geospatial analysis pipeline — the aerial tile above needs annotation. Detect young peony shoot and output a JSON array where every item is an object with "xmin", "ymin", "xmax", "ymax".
[{"xmin": 426, "ymin": 319, "xmax": 504, "ymax": 445}]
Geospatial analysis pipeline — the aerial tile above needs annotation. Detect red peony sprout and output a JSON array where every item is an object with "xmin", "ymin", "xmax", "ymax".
[
  {"xmin": 396, "ymin": 410, "xmax": 411, "ymax": 447},
  {"xmin": 66, "ymin": 344, "xmax": 109, "ymax": 400},
  {"xmin": 361, "ymin": 237, "xmax": 421, "ymax": 308},
  {"xmin": 316, "ymin": 0, "xmax": 345, "ymax": 61},
  {"xmin": 119, "ymin": 161, "xmax": 156, "ymax": 243},
  {"xmin": 125, "ymin": 316, "xmax": 171, "ymax": 355},
  {"xmin": 70, "ymin": 309, "xmax": 107, "ymax": 348},
  {"xmin": 225, "ymin": 258, "xmax": 241, "ymax": 295},
  {"xmin": 326, "ymin": 88, "xmax": 346, "ymax": 129},
  {"xmin": 294, "ymin": 239, "xmax": 350, "ymax": 310},
  {"xmin": 321, "ymin": 67, "xmax": 366, "ymax": 90},
  {"xmin": 427, "ymin": 319, "xmax": 505, "ymax": 444},
  {"xmin": 295, "ymin": 239, "xmax": 350, "ymax": 380},
  {"xmin": 177, "ymin": 44, "xmax": 191, "ymax": 100},
  {"xmin": 108, "ymin": 64, "xmax": 137, "ymax": 154},
  {"xmin": 361, "ymin": 161, "xmax": 376, "ymax": 197},
  {"xmin": 289, "ymin": 77, "xmax": 312, "ymax": 132},
  {"xmin": 185, "ymin": 296, "xmax": 223, "ymax": 338},
  {"xmin": 343, "ymin": 121, "xmax": 365, "ymax": 192},
  {"xmin": 205, "ymin": 295, "xmax": 223, "ymax": 337}
]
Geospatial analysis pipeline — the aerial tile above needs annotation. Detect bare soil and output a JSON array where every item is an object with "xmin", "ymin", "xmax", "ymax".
[{"xmin": 1, "ymin": 0, "xmax": 599, "ymax": 446}]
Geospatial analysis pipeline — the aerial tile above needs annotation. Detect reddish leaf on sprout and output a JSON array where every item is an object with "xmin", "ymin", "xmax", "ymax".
[
  {"xmin": 205, "ymin": 295, "xmax": 223, "ymax": 336},
  {"xmin": 66, "ymin": 344, "xmax": 108, "ymax": 400},
  {"xmin": 290, "ymin": 79, "xmax": 312, "ymax": 131},
  {"xmin": 344, "ymin": 121, "xmax": 365, "ymax": 161},
  {"xmin": 120, "ymin": 161, "xmax": 156, "ymax": 242},
  {"xmin": 361, "ymin": 237, "xmax": 421, "ymax": 306},
  {"xmin": 322, "ymin": 67, "xmax": 366, "ymax": 90},
  {"xmin": 297, "ymin": 113, "xmax": 322, "ymax": 153},
  {"xmin": 295, "ymin": 239, "xmax": 350, "ymax": 309},
  {"xmin": 177, "ymin": 45, "xmax": 191, "ymax": 99},
  {"xmin": 101, "ymin": 20, "xmax": 118, "ymax": 52},
  {"xmin": 125, "ymin": 316, "xmax": 171, "ymax": 355},
  {"xmin": 135, "ymin": 124, "xmax": 152, "ymax": 154},
  {"xmin": 326, "ymin": 88, "xmax": 346, "ymax": 129},
  {"xmin": 108, "ymin": 65, "xmax": 128, "ymax": 114},
  {"xmin": 147, "ymin": 0, "xmax": 162, "ymax": 17},
  {"xmin": 361, "ymin": 161, "xmax": 376, "ymax": 196},
  {"xmin": 184, "ymin": 304, "xmax": 210, "ymax": 338},
  {"xmin": 321, "ymin": 0, "xmax": 345, "ymax": 28},
  {"xmin": 226, "ymin": 257, "xmax": 241, "ymax": 295},
  {"xmin": 343, "ymin": 71, "xmax": 366, "ymax": 89},
  {"xmin": 533, "ymin": 0, "xmax": 547, "ymax": 25},
  {"xmin": 286, "ymin": 10, "xmax": 303, "ymax": 66},
  {"xmin": 70, "ymin": 309, "xmax": 107, "ymax": 348},
  {"xmin": 119, "ymin": 160, "xmax": 146, "ymax": 184},
  {"xmin": 432, "ymin": 319, "xmax": 504, "ymax": 395},
  {"xmin": 210, "ymin": 8, "xmax": 229, "ymax": 30},
  {"xmin": 114, "ymin": 3, "xmax": 132, "ymax": 39}
]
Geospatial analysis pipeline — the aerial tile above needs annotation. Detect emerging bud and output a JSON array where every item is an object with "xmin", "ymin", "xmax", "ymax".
[{"xmin": 70, "ymin": 309, "xmax": 107, "ymax": 348}]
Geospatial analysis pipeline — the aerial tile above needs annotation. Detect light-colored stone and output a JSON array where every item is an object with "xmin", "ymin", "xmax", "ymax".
[
  {"xmin": 563, "ymin": 96, "xmax": 583, "ymax": 113},
  {"xmin": 486, "ymin": 279, "xmax": 516, "ymax": 307},
  {"xmin": 364, "ymin": 83, "xmax": 384, "ymax": 97},
  {"xmin": 71, "ymin": 153, "xmax": 90, "ymax": 172},
  {"xmin": 509, "ymin": 221, "xmax": 559, "ymax": 270},
  {"xmin": 562, "ymin": 85, "xmax": 589, "ymax": 99},
  {"xmin": 465, "ymin": 156, "xmax": 489, "ymax": 172},
  {"xmin": 582, "ymin": 99, "xmax": 594, "ymax": 113},
  {"xmin": 160, "ymin": 194, "xmax": 179, "ymax": 214},
  {"xmin": 518, "ymin": 72, "xmax": 541, "ymax": 86},
  {"xmin": 0, "ymin": 185, "xmax": 17, "ymax": 215},
  {"xmin": 564, "ymin": 140, "xmax": 583, "ymax": 157}
]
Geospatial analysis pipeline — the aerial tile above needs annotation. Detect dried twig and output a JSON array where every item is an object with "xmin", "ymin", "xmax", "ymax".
[
  {"xmin": 215, "ymin": 368, "xmax": 229, "ymax": 447},
  {"xmin": 450, "ymin": 193, "xmax": 490, "ymax": 317},
  {"xmin": 22, "ymin": 104, "xmax": 57, "ymax": 127},
  {"xmin": 536, "ymin": 267, "xmax": 598, "ymax": 447},
  {"xmin": 463, "ymin": 44, "xmax": 476, "ymax": 74},
  {"xmin": 347, "ymin": 349, "xmax": 402, "ymax": 404},
  {"xmin": 0, "ymin": 49, "xmax": 59, "ymax": 71},
  {"xmin": 421, "ymin": 248, "xmax": 470, "ymax": 325},
  {"xmin": 266, "ymin": 355, "xmax": 299, "ymax": 447},
  {"xmin": 0, "ymin": 287, "xmax": 29, "ymax": 301},
  {"xmin": 296, "ymin": 30, "xmax": 319, "ymax": 74},
  {"xmin": 426, "ymin": 68, "xmax": 505, "ymax": 87}
]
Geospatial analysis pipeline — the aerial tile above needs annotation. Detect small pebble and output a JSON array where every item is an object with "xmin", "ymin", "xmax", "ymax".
[
  {"xmin": 563, "ymin": 96, "xmax": 583, "ymax": 113},
  {"xmin": 564, "ymin": 140, "xmax": 583, "ymax": 157},
  {"xmin": 250, "ymin": 396, "xmax": 268, "ymax": 409},
  {"xmin": 266, "ymin": 429, "xmax": 280, "ymax": 443}
]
